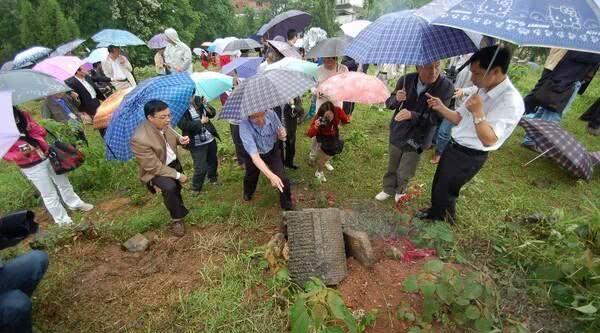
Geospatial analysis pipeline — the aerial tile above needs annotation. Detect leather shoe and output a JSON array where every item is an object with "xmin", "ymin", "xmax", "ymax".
[
  {"xmin": 169, "ymin": 219, "xmax": 185, "ymax": 237},
  {"xmin": 415, "ymin": 209, "xmax": 433, "ymax": 220},
  {"xmin": 285, "ymin": 163, "xmax": 300, "ymax": 170},
  {"xmin": 243, "ymin": 193, "xmax": 253, "ymax": 201}
]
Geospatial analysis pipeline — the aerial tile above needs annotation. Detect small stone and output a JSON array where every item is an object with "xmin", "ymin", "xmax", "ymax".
[
  {"xmin": 523, "ymin": 212, "xmax": 546, "ymax": 224},
  {"xmin": 266, "ymin": 233, "xmax": 285, "ymax": 258},
  {"xmin": 122, "ymin": 234, "xmax": 150, "ymax": 252},
  {"xmin": 29, "ymin": 230, "xmax": 50, "ymax": 250},
  {"xmin": 343, "ymin": 228, "xmax": 375, "ymax": 268},
  {"xmin": 384, "ymin": 246, "xmax": 404, "ymax": 260}
]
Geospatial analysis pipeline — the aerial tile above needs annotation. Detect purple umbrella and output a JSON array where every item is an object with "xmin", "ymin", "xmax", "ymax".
[
  {"xmin": 268, "ymin": 40, "xmax": 302, "ymax": 59},
  {"xmin": 520, "ymin": 118, "xmax": 600, "ymax": 181},
  {"xmin": 32, "ymin": 56, "xmax": 84, "ymax": 81},
  {"xmin": 257, "ymin": 10, "xmax": 312, "ymax": 40},
  {"xmin": 147, "ymin": 33, "xmax": 168, "ymax": 49},
  {"xmin": 220, "ymin": 57, "xmax": 263, "ymax": 78},
  {"xmin": 0, "ymin": 91, "xmax": 20, "ymax": 158}
]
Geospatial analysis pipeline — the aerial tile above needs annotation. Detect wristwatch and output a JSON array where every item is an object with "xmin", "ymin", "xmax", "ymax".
[{"xmin": 473, "ymin": 115, "xmax": 486, "ymax": 125}]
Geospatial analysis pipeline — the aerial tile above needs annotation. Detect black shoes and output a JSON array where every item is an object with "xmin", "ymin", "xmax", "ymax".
[
  {"xmin": 415, "ymin": 208, "xmax": 456, "ymax": 225},
  {"xmin": 285, "ymin": 163, "xmax": 300, "ymax": 170},
  {"xmin": 243, "ymin": 193, "xmax": 253, "ymax": 201}
]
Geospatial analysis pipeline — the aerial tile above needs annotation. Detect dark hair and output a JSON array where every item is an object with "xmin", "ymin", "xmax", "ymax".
[
  {"xmin": 287, "ymin": 29, "xmax": 297, "ymax": 41},
  {"xmin": 316, "ymin": 101, "xmax": 335, "ymax": 118},
  {"xmin": 13, "ymin": 107, "xmax": 40, "ymax": 148},
  {"xmin": 144, "ymin": 100, "xmax": 169, "ymax": 118},
  {"xmin": 107, "ymin": 45, "xmax": 119, "ymax": 53},
  {"xmin": 468, "ymin": 45, "xmax": 512, "ymax": 74}
]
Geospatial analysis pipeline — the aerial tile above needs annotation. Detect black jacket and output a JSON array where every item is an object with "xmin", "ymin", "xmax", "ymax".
[
  {"xmin": 525, "ymin": 51, "xmax": 600, "ymax": 114},
  {"xmin": 386, "ymin": 73, "xmax": 454, "ymax": 150},
  {"xmin": 65, "ymin": 75, "xmax": 105, "ymax": 117},
  {"xmin": 178, "ymin": 96, "xmax": 221, "ymax": 148}
]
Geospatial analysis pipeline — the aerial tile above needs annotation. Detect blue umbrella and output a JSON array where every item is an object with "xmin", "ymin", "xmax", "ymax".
[
  {"xmin": 218, "ymin": 69, "xmax": 315, "ymax": 122},
  {"xmin": 257, "ymin": 10, "xmax": 312, "ymax": 40},
  {"xmin": 92, "ymin": 29, "xmax": 145, "ymax": 47},
  {"xmin": 104, "ymin": 73, "xmax": 195, "ymax": 160},
  {"xmin": 50, "ymin": 39, "xmax": 86, "ymax": 57},
  {"xmin": 344, "ymin": 10, "xmax": 477, "ymax": 65},
  {"xmin": 221, "ymin": 57, "xmax": 263, "ymax": 78},
  {"xmin": 13, "ymin": 46, "xmax": 52, "ymax": 69},
  {"xmin": 430, "ymin": 0, "xmax": 600, "ymax": 53}
]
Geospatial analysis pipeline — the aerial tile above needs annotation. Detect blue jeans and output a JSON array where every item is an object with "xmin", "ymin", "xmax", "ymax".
[
  {"xmin": 435, "ymin": 119, "xmax": 454, "ymax": 155},
  {"xmin": 0, "ymin": 250, "xmax": 49, "ymax": 333},
  {"xmin": 522, "ymin": 81, "xmax": 582, "ymax": 146}
]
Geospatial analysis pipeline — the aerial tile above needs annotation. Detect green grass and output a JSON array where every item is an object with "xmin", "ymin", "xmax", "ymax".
[{"xmin": 1, "ymin": 64, "xmax": 599, "ymax": 332}]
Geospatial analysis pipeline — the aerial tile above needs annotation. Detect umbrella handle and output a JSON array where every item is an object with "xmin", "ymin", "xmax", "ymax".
[{"xmin": 522, "ymin": 147, "xmax": 554, "ymax": 167}]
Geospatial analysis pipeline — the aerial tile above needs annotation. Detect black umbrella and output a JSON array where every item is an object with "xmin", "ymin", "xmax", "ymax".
[
  {"xmin": 257, "ymin": 10, "xmax": 312, "ymax": 40},
  {"xmin": 305, "ymin": 37, "xmax": 351, "ymax": 59}
]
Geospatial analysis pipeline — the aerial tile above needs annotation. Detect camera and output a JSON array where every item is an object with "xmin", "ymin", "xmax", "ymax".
[
  {"xmin": 318, "ymin": 116, "xmax": 330, "ymax": 128},
  {"xmin": 445, "ymin": 65, "xmax": 458, "ymax": 84}
]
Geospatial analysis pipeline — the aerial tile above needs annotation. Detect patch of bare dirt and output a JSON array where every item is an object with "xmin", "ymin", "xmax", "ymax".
[{"xmin": 338, "ymin": 238, "xmax": 432, "ymax": 333}]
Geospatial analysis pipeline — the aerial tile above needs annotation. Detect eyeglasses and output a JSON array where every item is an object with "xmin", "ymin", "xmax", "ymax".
[{"xmin": 153, "ymin": 114, "xmax": 171, "ymax": 120}]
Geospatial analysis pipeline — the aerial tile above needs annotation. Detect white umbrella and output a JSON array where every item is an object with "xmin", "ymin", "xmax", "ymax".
[
  {"xmin": 341, "ymin": 20, "xmax": 372, "ymax": 38},
  {"xmin": 0, "ymin": 91, "xmax": 20, "ymax": 158},
  {"xmin": 84, "ymin": 48, "xmax": 109, "ymax": 64},
  {"xmin": 13, "ymin": 46, "xmax": 52, "ymax": 69},
  {"xmin": 214, "ymin": 37, "xmax": 238, "ymax": 54}
]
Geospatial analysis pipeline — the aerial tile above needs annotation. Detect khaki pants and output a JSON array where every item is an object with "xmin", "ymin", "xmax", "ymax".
[{"xmin": 382, "ymin": 144, "xmax": 421, "ymax": 195}]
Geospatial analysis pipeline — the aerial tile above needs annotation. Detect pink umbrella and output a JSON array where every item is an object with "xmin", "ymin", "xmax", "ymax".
[
  {"xmin": 32, "ymin": 56, "xmax": 84, "ymax": 81},
  {"xmin": 317, "ymin": 72, "xmax": 390, "ymax": 105},
  {"xmin": 0, "ymin": 91, "xmax": 20, "ymax": 158}
]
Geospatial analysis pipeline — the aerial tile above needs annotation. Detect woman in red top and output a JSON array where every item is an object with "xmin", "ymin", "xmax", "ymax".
[
  {"xmin": 3, "ymin": 108, "xmax": 93, "ymax": 225},
  {"xmin": 307, "ymin": 101, "xmax": 350, "ymax": 182}
]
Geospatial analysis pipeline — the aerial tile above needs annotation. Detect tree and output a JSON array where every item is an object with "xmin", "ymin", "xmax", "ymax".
[
  {"xmin": 34, "ymin": 0, "xmax": 80, "ymax": 47},
  {"xmin": 191, "ymin": 0, "xmax": 236, "ymax": 44},
  {"xmin": 0, "ymin": 0, "xmax": 23, "ymax": 62},
  {"xmin": 17, "ymin": 0, "xmax": 37, "ymax": 47},
  {"xmin": 362, "ymin": 0, "xmax": 432, "ymax": 20}
]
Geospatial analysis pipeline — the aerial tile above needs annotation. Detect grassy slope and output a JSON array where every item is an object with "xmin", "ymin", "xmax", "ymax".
[{"xmin": 1, "ymin": 64, "xmax": 598, "ymax": 332}]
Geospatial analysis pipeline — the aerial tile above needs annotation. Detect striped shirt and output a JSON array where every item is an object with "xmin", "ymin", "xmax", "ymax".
[{"xmin": 239, "ymin": 110, "xmax": 282, "ymax": 155}]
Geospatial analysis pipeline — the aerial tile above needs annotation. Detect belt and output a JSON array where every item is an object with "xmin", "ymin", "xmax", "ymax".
[{"xmin": 449, "ymin": 139, "xmax": 488, "ymax": 156}]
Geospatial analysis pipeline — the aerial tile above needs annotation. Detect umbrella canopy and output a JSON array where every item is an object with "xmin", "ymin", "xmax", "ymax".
[
  {"xmin": 213, "ymin": 37, "xmax": 238, "ymax": 54},
  {"xmin": 50, "ymin": 39, "xmax": 86, "ymax": 57},
  {"xmin": 429, "ymin": 0, "xmax": 600, "ymax": 53},
  {"xmin": 92, "ymin": 29, "xmax": 145, "ymax": 47},
  {"xmin": 32, "ymin": 56, "xmax": 84, "ymax": 81},
  {"xmin": 520, "ymin": 118, "xmax": 599, "ymax": 181},
  {"xmin": 257, "ymin": 10, "xmax": 312, "ymax": 39},
  {"xmin": 201, "ymin": 41, "xmax": 213, "ymax": 47},
  {"xmin": 193, "ymin": 48, "xmax": 208, "ymax": 56},
  {"xmin": 219, "ymin": 69, "xmax": 315, "ymax": 122},
  {"xmin": 84, "ymin": 48, "xmax": 109, "ymax": 64},
  {"xmin": 222, "ymin": 38, "xmax": 262, "ymax": 53},
  {"xmin": 302, "ymin": 27, "xmax": 328, "ymax": 52},
  {"xmin": 221, "ymin": 57, "xmax": 263, "ymax": 78},
  {"xmin": 104, "ymin": 73, "xmax": 195, "ymax": 160},
  {"xmin": 13, "ymin": 46, "xmax": 52, "ymax": 69},
  {"xmin": 317, "ymin": 72, "xmax": 390, "ymax": 105},
  {"xmin": 1, "ymin": 61, "xmax": 13, "ymax": 72},
  {"xmin": 147, "ymin": 33, "xmax": 169, "ymax": 49},
  {"xmin": 0, "ymin": 70, "xmax": 71, "ymax": 105},
  {"xmin": 341, "ymin": 20, "xmax": 372, "ymax": 38},
  {"xmin": 265, "ymin": 57, "xmax": 318, "ymax": 79},
  {"xmin": 268, "ymin": 40, "xmax": 302, "ymax": 58},
  {"xmin": 306, "ymin": 37, "xmax": 351, "ymax": 58},
  {"xmin": 345, "ymin": 10, "xmax": 477, "ymax": 65},
  {"xmin": 190, "ymin": 72, "xmax": 234, "ymax": 101},
  {"xmin": 0, "ymin": 91, "xmax": 20, "ymax": 159},
  {"xmin": 94, "ymin": 87, "xmax": 134, "ymax": 129}
]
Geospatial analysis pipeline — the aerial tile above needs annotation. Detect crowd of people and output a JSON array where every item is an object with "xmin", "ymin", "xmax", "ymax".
[{"xmin": 1, "ymin": 15, "xmax": 599, "ymax": 332}]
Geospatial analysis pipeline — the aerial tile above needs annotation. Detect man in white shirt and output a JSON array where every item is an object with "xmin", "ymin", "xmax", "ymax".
[
  {"xmin": 131, "ymin": 100, "xmax": 191, "ymax": 236},
  {"xmin": 102, "ymin": 45, "xmax": 136, "ymax": 90},
  {"xmin": 419, "ymin": 45, "xmax": 525, "ymax": 224}
]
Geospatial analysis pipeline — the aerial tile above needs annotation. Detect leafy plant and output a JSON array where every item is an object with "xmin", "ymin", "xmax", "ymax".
[
  {"xmin": 401, "ymin": 260, "xmax": 498, "ymax": 332},
  {"xmin": 290, "ymin": 277, "xmax": 375, "ymax": 333},
  {"xmin": 411, "ymin": 220, "xmax": 455, "ymax": 258}
]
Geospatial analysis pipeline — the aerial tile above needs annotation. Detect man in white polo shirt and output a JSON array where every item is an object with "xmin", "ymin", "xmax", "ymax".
[{"xmin": 418, "ymin": 45, "xmax": 525, "ymax": 224}]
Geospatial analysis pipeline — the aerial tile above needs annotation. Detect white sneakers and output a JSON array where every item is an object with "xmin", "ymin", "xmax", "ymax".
[
  {"xmin": 375, "ymin": 192, "xmax": 407, "ymax": 202},
  {"xmin": 70, "ymin": 202, "xmax": 94, "ymax": 212},
  {"xmin": 324, "ymin": 161, "xmax": 334, "ymax": 171},
  {"xmin": 315, "ymin": 171, "xmax": 327, "ymax": 182},
  {"xmin": 375, "ymin": 191, "xmax": 391, "ymax": 201}
]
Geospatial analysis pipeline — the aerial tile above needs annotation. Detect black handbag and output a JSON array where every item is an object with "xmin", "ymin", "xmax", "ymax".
[{"xmin": 318, "ymin": 135, "xmax": 344, "ymax": 156}]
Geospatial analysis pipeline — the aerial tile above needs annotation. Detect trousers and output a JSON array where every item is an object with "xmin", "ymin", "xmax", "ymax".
[
  {"xmin": 148, "ymin": 160, "xmax": 188, "ymax": 220},
  {"xmin": 382, "ymin": 144, "xmax": 421, "ymax": 195},
  {"xmin": 229, "ymin": 123, "xmax": 246, "ymax": 166},
  {"xmin": 190, "ymin": 141, "xmax": 218, "ymax": 191},
  {"xmin": 243, "ymin": 146, "xmax": 293, "ymax": 209}
]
